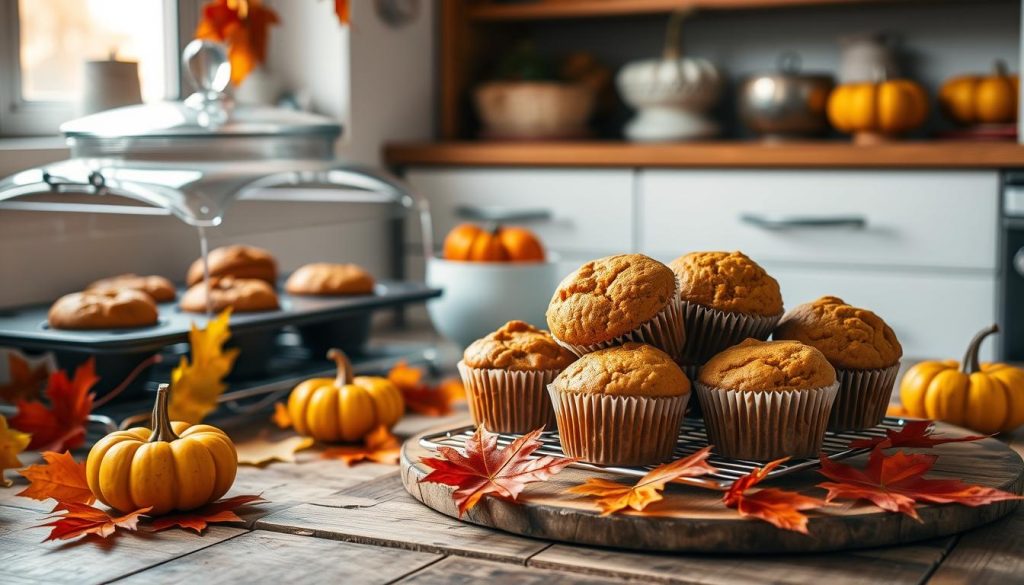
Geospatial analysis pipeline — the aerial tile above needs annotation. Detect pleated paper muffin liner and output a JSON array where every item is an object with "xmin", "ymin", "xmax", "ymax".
[
  {"xmin": 680, "ymin": 302, "xmax": 781, "ymax": 365},
  {"xmin": 829, "ymin": 363, "xmax": 900, "ymax": 431},
  {"xmin": 554, "ymin": 279, "xmax": 685, "ymax": 360},
  {"xmin": 457, "ymin": 361, "xmax": 560, "ymax": 434},
  {"xmin": 695, "ymin": 381, "xmax": 839, "ymax": 461},
  {"xmin": 547, "ymin": 384, "xmax": 689, "ymax": 466}
]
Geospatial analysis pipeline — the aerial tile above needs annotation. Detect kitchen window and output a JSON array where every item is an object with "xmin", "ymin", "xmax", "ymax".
[{"xmin": 0, "ymin": 0, "xmax": 201, "ymax": 136}]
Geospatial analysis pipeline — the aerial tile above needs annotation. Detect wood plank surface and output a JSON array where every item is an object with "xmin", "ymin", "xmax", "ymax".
[
  {"xmin": 385, "ymin": 141, "xmax": 1024, "ymax": 169},
  {"xmin": 397, "ymin": 557, "xmax": 629, "ymax": 585},
  {"xmin": 254, "ymin": 473, "xmax": 550, "ymax": 563},
  {"xmin": 114, "ymin": 529, "xmax": 442, "ymax": 585},
  {"xmin": 0, "ymin": 505, "xmax": 244, "ymax": 585},
  {"xmin": 927, "ymin": 506, "xmax": 1024, "ymax": 585}
]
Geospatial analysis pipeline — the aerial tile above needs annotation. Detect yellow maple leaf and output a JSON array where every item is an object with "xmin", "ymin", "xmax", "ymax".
[
  {"xmin": 236, "ymin": 432, "xmax": 314, "ymax": 466},
  {"xmin": 169, "ymin": 309, "xmax": 240, "ymax": 424},
  {"xmin": 0, "ymin": 414, "xmax": 31, "ymax": 487}
]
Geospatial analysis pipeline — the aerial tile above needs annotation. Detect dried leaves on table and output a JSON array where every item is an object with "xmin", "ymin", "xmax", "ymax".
[
  {"xmin": 321, "ymin": 425, "xmax": 401, "ymax": 466},
  {"xmin": 847, "ymin": 420, "xmax": 988, "ymax": 450},
  {"xmin": 818, "ymin": 448, "xmax": 1024, "ymax": 520},
  {"xmin": 388, "ymin": 361, "xmax": 464, "ymax": 416},
  {"xmin": 236, "ymin": 431, "xmax": 315, "ymax": 466},
  {"xmin": 0, "ymin": 352, "xmax": 49, "ymax": 403},
  {"xmin": 10, "ymin": 358, "xmax": 97, "ymax": 452},
  {"xmin": 420, "ymin": 426, "xmax": 576, "ymax": 516},
  {"xmin": 722, "ymin": 458, "xmax": 826, "ymax": 534},
  {"xmin": 17, "ymin": 450, "xmax": 94, "ymax": 504},
  {"xmin": 567, "ymin": 446, "xmax": 718, "ymax": 516},
  {"xmin": 148, "ymin": 494, "xmax": 267, "ymax": 533},
  {"xmin": 169, "ymin": 309, "xmax": 239, "ymax": 424},
  {"xmin": 0, "ymin": 414, "xmax": 31, "ymax": 487},
  {"xmin": 40, "ymin": 503, "xmax": 152, "ymax": 541}
]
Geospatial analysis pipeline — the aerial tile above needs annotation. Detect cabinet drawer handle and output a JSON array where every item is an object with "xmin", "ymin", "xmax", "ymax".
[
  {"xmin": 740, "ymin": 213, "xmax": 867, "ymax": 230},
  {"xmin": 456, "ymin": 205, "xmax": 552, "ymax": 223}
]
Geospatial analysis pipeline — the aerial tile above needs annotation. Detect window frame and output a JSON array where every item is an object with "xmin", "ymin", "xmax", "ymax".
[{"xmin": 0, "ymin": 0, "xmax": 202, "ymax": 137}]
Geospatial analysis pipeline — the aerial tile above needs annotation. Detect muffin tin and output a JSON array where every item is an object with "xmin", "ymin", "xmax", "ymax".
[{"xmin": 0, "ymin": 280, "xmax": 441, "ymax": 397}]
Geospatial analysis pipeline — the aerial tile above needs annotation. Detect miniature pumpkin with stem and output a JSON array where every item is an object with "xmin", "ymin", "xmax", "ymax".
[
  {"xmin": 443, "ymin": 223, "xmax": 545, "ymax": 262},
  {"xmin": 86, "ymin": 383, "xmax": 237, "ymax": 515},
  {"xmin": 287, "ymin": 348, "xmax": 405, "ymax": 443}
]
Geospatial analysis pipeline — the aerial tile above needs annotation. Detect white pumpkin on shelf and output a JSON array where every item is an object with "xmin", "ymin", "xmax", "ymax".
[{"xmin": 616, "ymin": 10, "xmax": 722, "ymax": 142}]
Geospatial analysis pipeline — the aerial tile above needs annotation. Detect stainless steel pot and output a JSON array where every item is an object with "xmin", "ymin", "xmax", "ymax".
[{"xmin": 738, "ymin": 53, "xmax": 834, "ymax": 140}]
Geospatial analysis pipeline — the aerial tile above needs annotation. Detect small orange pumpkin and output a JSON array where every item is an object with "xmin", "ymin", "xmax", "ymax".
[
  {"xmin": 443, "ymin": 223, "xmax": 545, "ymax": 262},
  {"xmin": 827, "ymin": 77, "xmax": 929, "ymax": 144},
  {"xmin": 940, "ymin": 61, "xmax": 1019, "ymax": 125}
]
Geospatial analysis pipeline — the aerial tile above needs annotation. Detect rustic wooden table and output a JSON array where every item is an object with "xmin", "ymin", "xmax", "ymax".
[{"xmin": 2, "ymin": 406, "xmax": 1022, "ymax": 585}]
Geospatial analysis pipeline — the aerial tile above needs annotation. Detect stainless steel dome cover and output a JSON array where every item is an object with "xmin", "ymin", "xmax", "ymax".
[{"xmin": 61, "ymin": 40, "xmax": 341, "ymax": 160}]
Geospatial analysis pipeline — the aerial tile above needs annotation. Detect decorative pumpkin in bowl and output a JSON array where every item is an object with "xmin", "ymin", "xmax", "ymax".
[
  {"xmin": 86, "ymin": 383, "xmax": 237, "ymax": 515},
  {"xmin": 287, "ymin": 349, "xmax": 404, "ymax": 443},
  {"xmin": 827, "ymin": 77, "xmax": 929, "ymax": 144},
  {"xmin": 899, "ymin": 324, "xmax": 1024, "ymax": 434},
  {"xmin": 939, "ymin": 60, "xmax": 1018, "ymax": 126},
  {"xmin": 443, "ymin": 223, "xmax": 545, "ymax": 263}
]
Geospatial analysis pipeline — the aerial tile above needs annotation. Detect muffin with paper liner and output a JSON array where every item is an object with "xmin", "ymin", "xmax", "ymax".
[{"xmin": 457, "ymin": 320, "xmax": 577, "ymax": 433}]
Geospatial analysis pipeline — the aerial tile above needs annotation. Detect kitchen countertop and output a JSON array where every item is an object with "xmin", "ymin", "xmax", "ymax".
[
  {"xmin": 2, "ymin": 325, "xmax": 1022, "ymax": 584},
  {"xmin": 385, "ymin": 140, "xmax": 1024, "ymax": 169}
]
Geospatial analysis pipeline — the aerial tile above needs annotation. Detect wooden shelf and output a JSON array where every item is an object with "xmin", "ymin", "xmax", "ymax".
[
  {"xmin": 467, "ymin": 0, "xmax": 908, "ymax": 21},
  {"xmin": 385, "ymin": 141, "xmax": 1024, "ymax": 169}
]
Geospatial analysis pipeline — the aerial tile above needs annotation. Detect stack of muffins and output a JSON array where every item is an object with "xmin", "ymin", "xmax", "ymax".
[{"xmin": 458, "ymin": 250, "xmax": 903, "ymax": 465}]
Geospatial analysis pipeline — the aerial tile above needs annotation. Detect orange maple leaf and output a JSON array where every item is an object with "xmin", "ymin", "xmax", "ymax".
[
  {"xmin": 17, "ymin": 451, "xmax": 95, "ymax": 505},
  {"xmin": 818, "ymin": 448, "xmax": 1024, "ymax": 521},
  {"xmin": 148, "ymin": 494, "xmax": 267, "ymax": 533},
  {"xmin": 195, "ymin": 0, "xmax": 279, "ymax": 85},
  {"xmin": 0, "ymin": 352, "xmax": 49, "ymax": 403},
  {"xmin": 11, "ymin": 359, "xmax": 97, "ymax": 452},
  {"xmin": 388, "ymin": 361, "xmax": 464, "ymax": 416},
  {"xmin": 271, "ymin": 401, "xmax": 291, "ymax": 429},
  {"xmin": 321, "ymin": 426, "xmax": 401, "ymax": 466},
  {"xmin": 38, "ymin": 502, "xmax": 151, "ymax": 541},
  {"xmin": 847, "ymin": 420, "xmax": 988, "ymax": 450},
  {"xmin": 722, "ymin": 458, "xmax": 825, "ymax": 534},
  {"xmin": 419, "ymin": 426, "xmax": 576, "ymax": 517},
  {"xmin": 566, "ymin": 447, "xmax": 717, "ymax": 515},
  {"xmin": 334, "ymin": 0, "xmax": 350, "ymax": 24}
]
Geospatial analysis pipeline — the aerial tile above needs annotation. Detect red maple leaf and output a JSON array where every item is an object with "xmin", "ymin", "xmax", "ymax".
[
  {"xmin": 818, "ymin": 449, "xmax": 1024, "ymax": 521},
  {"xmin": 11, "ymin": 359, "xmax": 97, "ymax": 452},
  {"xmin": 17, "ymin": 451, "xmax": 95, "ymax": 505},
  {"xmin": 722, "ymin": 458, "xmax": 825, "ymax": 534},
  {"xmin": 38, "ymin": 502, "xmax": 151, "ymax": 541},
  {"xmin": 847, "ymin": 420, "xmax": 988, "ymax": 450},
  {"xmin": 419, "ymin": 426, "xmax": 576, "ymax": 516},
  {"xmin": 0, "ymin": 352, "xmax": 49, "ymax": 403},
  {"xmin": 335, "ymin": 0, "xmax": 350, "ymax": 24},
  {"xmin": 148, "ymin": 494, "xmax": 267, "ymax": 533}
]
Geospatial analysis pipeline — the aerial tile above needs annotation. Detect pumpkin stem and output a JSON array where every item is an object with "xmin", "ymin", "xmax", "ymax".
[
  {"xmin": 960, "ymin": 324, "xmax": 999, "ymax": 375},
  {"xmin": 148, "ymin": 383, "xmax": 180, "ymax": 443},
  {"xmin": 662, "ymin": 7, "xmax": 693, "ymax": 61},
  {"xmin": 328, "ymin": 348, "xmax": 353, "ymax": 386}
]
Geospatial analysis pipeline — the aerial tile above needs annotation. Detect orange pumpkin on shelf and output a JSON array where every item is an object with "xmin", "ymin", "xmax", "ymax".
[
  {"xmin": 827, "ymin": 77, "xmax": 929, "ymax": 144},
  {"xmin": 442, "ymin": 223, "xmax": 545, "ymax": 262},
  {"xmin": 939, "ymin": 61, "xmax": 1019, "ymax": 126}
]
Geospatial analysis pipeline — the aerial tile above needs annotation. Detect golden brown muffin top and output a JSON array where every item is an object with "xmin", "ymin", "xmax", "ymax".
[
  {"xmin": 773, "ymin": 296, "xmax": 903, "ymax": 369},
  {"xmin": 463, "ymin": 320, "xmax": 577, "ymax": 371},
  {"xmin": 186, "ymin": 245, "xmax": 277, "ymax": 286},
  {"xmin": 546, "ymin": 254, "xmax": 676, "ymax": 346},
  {"xmin": 285, "ymin": 263, "xmax": 375, "ymax": 296},
  {"xmin": 699, "ymin": 339, "xmax": 836, "ymax": 391},
  {"xmin": 669, "ymin": 251, "xmax": 783, "ymax": 316},
  {"xmin": 179, "ymin": 277, "xmax": 280, "ymax": 313},
  {"xmin": 48, "ymin": 290, "xmax": 158, "ymax": 330},
  {"xmin": 551, "ymin": 342, "xmax": 690, "ymax": 397},
  {"xmin": 86, "ymin": 273, "xmax": 176, "ymax": 303}
]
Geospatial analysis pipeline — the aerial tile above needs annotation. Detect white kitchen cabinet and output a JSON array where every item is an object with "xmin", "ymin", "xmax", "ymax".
[
  {"xmin": 405, "ymin": 168, "xmax": 633, "ymax": 257},
  {"xmin": 638, "ymin": 170, "xmax": 999, "ymax": 270}
]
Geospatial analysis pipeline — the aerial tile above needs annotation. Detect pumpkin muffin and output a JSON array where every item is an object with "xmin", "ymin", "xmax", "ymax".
[
  {"xmin": 179, "ymin": 277, "xmax": 280, "ymax": 313},
  {"xmin": 49, "ymin": 290, "xmax": 159, "ymax": 330},
  {"xmin": 186, "ymin": 245, "xmax": 277, "ymax": 286},
  {"xmin": 548, "ymin": 342, "xmax": 690, "ymax": 465},
  {"xmin": 86, "ymin": 273, "xmax": 176, "ymax": 303},
  {"xmin": 546, "ymin": 254, "xmax": 684, "ymax": 359},
  {"xmin": 774, "ymin": 296, "xmax": 902, "ymax": 430},
  {"xmin": 285, "ymin": 263, "xmax": 375, "ymax": 296},
  {"xmin": 697, "ymin": 339, "xmax": 838, "ymax": 461},
  {"xmin": 669, "ymin": 251, "xmax": 783, "ymax": 366},
  {"xmin": 458, "ymin": 320, "xmax": 577, "ymax": 433}
]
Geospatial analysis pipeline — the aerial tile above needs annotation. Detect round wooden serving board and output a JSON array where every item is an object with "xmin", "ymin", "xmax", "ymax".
[{"xmin": 400, "ymin": 422, "xmax": 1024, "ymax": 554}]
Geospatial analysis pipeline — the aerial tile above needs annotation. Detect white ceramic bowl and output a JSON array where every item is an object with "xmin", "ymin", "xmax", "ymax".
[{"xmin": 426, "ymin": 257, "xmax": 559, "ymax": 348}]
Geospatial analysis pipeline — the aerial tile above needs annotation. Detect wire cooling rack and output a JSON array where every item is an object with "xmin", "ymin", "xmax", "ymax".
[{"xmin": 420, "ymin": 416, "xmax": 908, "ymax": 490}]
